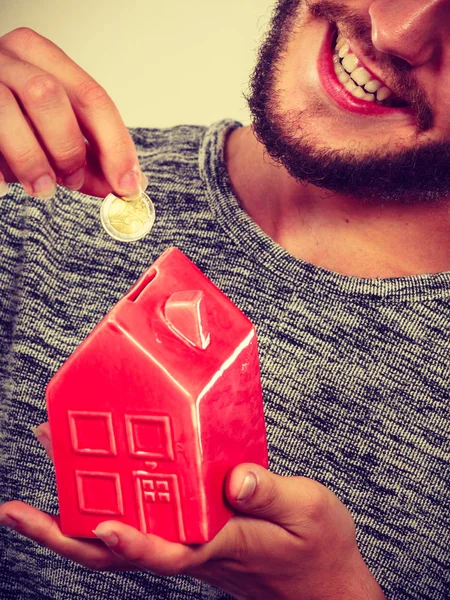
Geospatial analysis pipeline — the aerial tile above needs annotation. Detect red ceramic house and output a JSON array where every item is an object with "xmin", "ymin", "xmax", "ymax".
[{"xmin": 46, "ymin": 247, "xmax": 268, "ymax": 543}]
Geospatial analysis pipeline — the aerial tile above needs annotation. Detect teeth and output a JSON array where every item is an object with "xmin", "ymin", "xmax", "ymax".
[
  {"xmin": 376, "ymin": 87, "xmax": 391, "ymax": 102},
  {"xmin": 350, "ymin": 86, "xmax": 366, "ymax": 99},
  {"xmin": 351, "ymin": 66, "xmax": 371, "ymax": 86},
  {"xmin": 336, "ymin": 37, "xmax": 346, "ymax": 52},
  {"xmin": 334, "ymin": 62, "xmax": 347, "ymax": 83},
  {"xmin": 337, "ymin": 71, "xmax": 350, "ymax": 84},
  {"xmin": 342, "ymin": 53, "xmax": 358, "ymax": 73},
  {"xmin": 333, "ymin": 33, "xmax": 400, "ymax": 106},
  {"xmin": 344, "ymin": 80, "xmax": 357, "ymax": 93},
  {"xmin": 364, "ymin": 79, "xmax": 382, "ymax": 93},
  {"xmin": 339, "ymin": 43, "xmax": 350, "ymax": 59}
]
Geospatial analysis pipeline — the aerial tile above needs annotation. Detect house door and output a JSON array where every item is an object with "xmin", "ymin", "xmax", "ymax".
[{"xmin": 134, "ymin": 473, "xmax": 185, "ymax": 542}]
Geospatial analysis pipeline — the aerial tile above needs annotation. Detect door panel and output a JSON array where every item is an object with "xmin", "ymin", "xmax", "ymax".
[{"xmin": 134, "ymin": 473, "xmax": 185, "ymax": 542}]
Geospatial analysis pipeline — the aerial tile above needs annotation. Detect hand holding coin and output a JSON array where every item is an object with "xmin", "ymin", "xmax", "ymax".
[{"xmin": 0, "ymin": 27, "xmax": 146, "ymax": 201}]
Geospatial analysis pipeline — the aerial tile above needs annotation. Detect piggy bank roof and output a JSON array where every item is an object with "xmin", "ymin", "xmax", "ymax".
[{"xmin": 105, "ymin": 247, "xmax": 256, "ymax": 398}]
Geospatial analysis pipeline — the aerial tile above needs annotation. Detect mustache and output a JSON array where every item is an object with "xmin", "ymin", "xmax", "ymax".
[{"xmin": 304, "ymin": 0, "xmax": 434, "ymax": 131}]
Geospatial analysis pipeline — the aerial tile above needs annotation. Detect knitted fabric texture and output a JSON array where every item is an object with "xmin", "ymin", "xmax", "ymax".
[{"xmin": 0, "ymin": 120, "xmax": 449, "ymax": 600}]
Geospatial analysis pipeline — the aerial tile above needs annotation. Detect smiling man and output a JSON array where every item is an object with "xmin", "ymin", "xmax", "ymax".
[
  {"xmin": 0, "ymin": 1, "xmax": 449, "ymax": 600},
  {"xmin": 230, "ymin": 0, "xmax": 450, "ymax": 278}
]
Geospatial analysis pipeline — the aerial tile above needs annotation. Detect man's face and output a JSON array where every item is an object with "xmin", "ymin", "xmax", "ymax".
[{"xmin": 248, "ymin": 0, "xmax": 450, "ymax": 203}]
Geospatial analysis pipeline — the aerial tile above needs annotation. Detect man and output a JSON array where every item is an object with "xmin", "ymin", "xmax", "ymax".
[{"xmin": 0, "ymin": 1, "xmax": 449, "ymax": 598}]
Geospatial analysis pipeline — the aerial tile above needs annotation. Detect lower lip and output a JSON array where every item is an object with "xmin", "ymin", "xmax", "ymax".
[{"xmin": 317, "ymin": 26, "xmax": 410, "ymax": 117}]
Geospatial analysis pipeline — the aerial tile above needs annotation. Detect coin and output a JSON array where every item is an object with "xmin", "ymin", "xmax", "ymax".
[{"xmin": 100, "ymin": 191, "xmax": 155, "ymax": 242}]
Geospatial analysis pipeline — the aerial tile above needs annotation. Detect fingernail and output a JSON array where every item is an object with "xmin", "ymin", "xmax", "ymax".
[
  {"xmin": 0, "ymin": 514, "xmax": 18, "ymax": 530},
  {"xmin": 0, "ymin": 181, "xmax": 9, "ymax": 197},
  {"xmin": 93, "ymin": 526, "xmax": 119, "ymax": 548},
  {"xmin": 118, "ymin": 169, "xmax": 141, "ymax": 196},
  {"xmin": 141, "ymin": 173, "xmax": 149, "ymax": 191},
  {"xmin": 63, "ymin": 167, "xmax": 85, "ymax": 191},
  {"xmin": 31, "ymin": 426, "xmax": 50, "ymax": 452},
  {"xmin": 32, "ymin": 174, "xmax": 56, "ymax": 200},
  {"xmin": 237, "ymin": 472, "xmax": 257, "ymax": 501}
]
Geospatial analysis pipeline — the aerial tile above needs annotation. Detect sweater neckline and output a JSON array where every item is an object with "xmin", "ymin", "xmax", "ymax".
[{"xmin": 199, "ymin": 119, "xmax": 450, "ymax": 304}]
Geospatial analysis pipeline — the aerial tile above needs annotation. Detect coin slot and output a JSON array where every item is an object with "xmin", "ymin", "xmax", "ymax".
[{"xmin": 128, "ymin": 269, "xmax": 158, "ymax": 303}]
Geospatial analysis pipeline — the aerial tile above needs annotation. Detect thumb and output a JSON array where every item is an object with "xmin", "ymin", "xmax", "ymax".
[{"xmin": 225, "ymin": 463, "xmax": 309, "ymax": 530}]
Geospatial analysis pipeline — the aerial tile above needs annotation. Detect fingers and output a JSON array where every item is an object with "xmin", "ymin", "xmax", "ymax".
[
  {"xmin": 225, "ymin": 463, "xmax": 332, "ymax": 534},
  {"xmin": 26, "ymin": 424, "xmax": 213, "ymax": 575},
  {"xmin": 0, "ymin": 501, "xmax": 122, "ymax": 570},
  {"xmin": 0, "ymin": 77, "xmax": 57, "ymax": 198},
  {"xmin": 0, "ymin": 28, "xmax": 144, "ymax": 199},
  {"xmin": 0, "ymin": 52, "xmax": 86, "ymax": 194},
  {"xmin": 68, "ymin": 78, "xmax": 143, "ymax": 199},
  {"xmin": 31, "ymin": 422, "xmax": 53, "ymax": 462},
  {"xmin": 93, "ymin": 521, "xmax": 211, "ymax": 576},
  {"xmin": 33, "ymin": 421, "xmax": 51, "ymax": 438},
  {"xmin": 0, "ymin": 500, "xmax": 212, "ymax": 575}
]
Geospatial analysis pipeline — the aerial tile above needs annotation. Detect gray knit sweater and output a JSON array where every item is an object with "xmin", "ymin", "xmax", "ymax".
[{"xmin": 0, "ymin": 120, "xmax": 449, "ymax": 600}]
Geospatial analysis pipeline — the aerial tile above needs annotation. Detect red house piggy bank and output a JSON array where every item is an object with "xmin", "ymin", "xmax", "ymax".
[{"xmin": 46, "ymin": 247, "xmax": 268, "ymax": 543}]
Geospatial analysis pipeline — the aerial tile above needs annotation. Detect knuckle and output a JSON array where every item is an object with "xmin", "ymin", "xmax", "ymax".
[
  {"xmin": 119, "ymin": 544, "xmax": 149, "ymax": 569},
  {"xmin": 260, "ymin": 480, "xmax": 280, "ymax": 513},
  {"xmin": 0, "ymin": 82, "xmax": 15, "ymax": 113},
  {"xmin": 172, "ymin": 555, "xmax": 189, "ymax": 574},
  {"xmin": 73, "ymin": 79, "xmax": 111, "ymax": 111},
  {"xmin": 24, "ymin": 73, "xmax": 61, "ymax": 106},
  {"xmin": 1, "ymin": 500, "xmax": 22, "ymax": 512},
  {"xmin": 155, "ymin": 564, "xmax": 177, "ymax": 576},
  {"xmin": 5, "ymin": 27, "xmax": 39, "ymax": 46},
  {"xmin": 14, "ymin": 144, "xmax": 39, "ymax": 170},
  {"xmin": 78, "ymin": 556, "xmax": 107, "ymax": 571},
  {"xmin": 229, "ymin": 522, "xmax": 251, "ymax": 563},
  {"xmin": 302, "ymin": 483, "xmax": 330, "ymax": 524},
  {"xmin": 95, "ymin": 557, "xmax": 116, "ymax": 571},
  {"xmin": 106, "ymin": 135, "xmax": 134, "ymax": 160},
  {"xmin": 156, "ymin": 559, "xmax": 185, "ymax": 577},
  {"xmin": 53, "ymin": 143, "xmax": 86, "ymax": 172},
  {"xmin": 2, "ymin": 28, "xmax": 47, "ymax": 57}
]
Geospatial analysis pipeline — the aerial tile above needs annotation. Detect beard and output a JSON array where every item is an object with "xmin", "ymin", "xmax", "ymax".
[{"xmin": 248, "ymin": 0, "xmax": 450, "ymax": 204}]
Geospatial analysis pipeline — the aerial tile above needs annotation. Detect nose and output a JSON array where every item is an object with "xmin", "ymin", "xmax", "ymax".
[{"xmin": 368, "ymin": 0, "xmax": 450, "ymax": 66}]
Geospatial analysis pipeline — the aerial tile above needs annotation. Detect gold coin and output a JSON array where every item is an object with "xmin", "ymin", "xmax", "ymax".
[{"xmin": 100, "ymin": 191, "xmax": 155, "ymax": 242}]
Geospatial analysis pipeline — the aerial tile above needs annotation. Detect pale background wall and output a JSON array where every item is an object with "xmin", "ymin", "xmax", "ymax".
[{"xmin": 0, "ymin": 0, "xmax": 275, "ymax": 128}]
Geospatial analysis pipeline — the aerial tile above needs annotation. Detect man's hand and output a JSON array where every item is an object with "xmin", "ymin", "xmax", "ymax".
[
  {"xmin": 0, "ymin": 424, "xmax": 385, "ymax": 600},
  {"xmin": 0, "ymin": 27, "xmax": 146, "ymax": 199}
]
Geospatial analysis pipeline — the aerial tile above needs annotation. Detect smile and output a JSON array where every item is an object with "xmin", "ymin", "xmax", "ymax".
[
  {"xmin": 333, "ymin": 31, "xmax": 407, "ymax": 107},
  {"xmin": 317, "ymin": 25, "xmax": 411, "ymax": 117}
]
